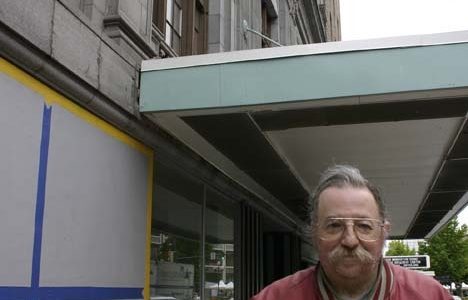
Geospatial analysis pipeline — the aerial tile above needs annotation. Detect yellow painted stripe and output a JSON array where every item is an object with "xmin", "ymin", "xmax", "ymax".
[
  {"xmin": 144, "ymin": 155, "xmax": 154, "ymax": 300},
  {"xmin": 0, "ymin": 57, "xmax": 152, "ymax": 156}
]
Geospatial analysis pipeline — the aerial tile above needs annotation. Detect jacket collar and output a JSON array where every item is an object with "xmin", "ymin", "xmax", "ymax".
[{"xmin": 317, "ymin": 260, "xmax": 394, "ymax": 300}]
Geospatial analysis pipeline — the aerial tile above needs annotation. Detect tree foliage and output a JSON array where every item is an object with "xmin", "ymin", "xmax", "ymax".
[
  {"xmin": 385, "ymin": 240, "xmax": 416, "ymax": 256},
  {"xmin": 418, "ymin": 218, "xmax": 468, "ymax": 283}
]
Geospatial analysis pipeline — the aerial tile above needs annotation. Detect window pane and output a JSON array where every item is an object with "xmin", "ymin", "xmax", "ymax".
[
  {"xmin": 194, "ymin": 5, "xmax": 200, "ymax": 31},
  {"xmin": 194, "ymin": 4, "xmax": 203, "ymax": 54},
  {"xmin": 174, "ymin": 2, "xmax": 182, "ymax": 34},
  {"xmin": 151, "ymin": 163, "xmax": 203, "ymax": 300},
  {"xmin": 204, "ymin": 188, "xmax": 236, "ymax": 300},
  {"xmin": 166, "ymin": 0, "xmax": 174, "ymax": 25},
  {"xmin": 172, "ymin": 31, "xmax": 181, "ymax": 54},
  {"xmin": 152, "ymin": 0, "xmax": 163, "ymax": 30},
  {"xmin": 193, "ymin": 30, "xmax": 199, "ymax": 54},
  {"xmin": 165, "ymin": 23, "xmax": 172, "ymax": 45}
]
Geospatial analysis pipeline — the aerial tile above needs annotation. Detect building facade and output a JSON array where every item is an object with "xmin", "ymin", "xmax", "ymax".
[{"xmin": 0, "ymin": 1, "xmax": 340, "ymax": 300}]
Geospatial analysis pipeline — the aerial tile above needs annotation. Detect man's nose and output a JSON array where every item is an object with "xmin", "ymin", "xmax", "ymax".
[{"xmin": 341, "ymin": 223, "xmax": 359, "ymax": 248}]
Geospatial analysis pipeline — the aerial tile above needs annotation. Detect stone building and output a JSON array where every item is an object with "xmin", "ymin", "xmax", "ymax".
[{"xmin": 0, "ymin": 1, "xmax": 340, "ymax": 299}]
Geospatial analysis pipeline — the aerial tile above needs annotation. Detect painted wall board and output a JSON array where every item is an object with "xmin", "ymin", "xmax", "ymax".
[
  {"xmin": 0, "ymin": 73, "xmax": 43, "ymax": 286},
  {"xmin": 0, "ymin": 58, "xmax": 154, "ymax": 300},
  {"xmin": 40, "ymin": 104, "xmax": 149, "ymax": 287}
]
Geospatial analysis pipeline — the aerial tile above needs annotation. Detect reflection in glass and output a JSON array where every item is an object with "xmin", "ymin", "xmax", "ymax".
[
  {"xmin": 166, "ymin": 0, "xmax": 173, "ymax": 21},
  {"xmin": 151, "ymin": 232, "xmax": 201, "ymax": 300},
  {"xmin": 204, "ymin": 188, "xmax": 235, "ymax": 300},
  {"xmin": 151, "ymin": 164, "xmax": 203, "ymax": 300}
]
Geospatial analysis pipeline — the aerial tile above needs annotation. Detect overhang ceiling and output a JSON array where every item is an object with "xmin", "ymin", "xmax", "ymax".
[{"xmin": 140, "ymin": 31, "xmax": 468, "ymax": 238}]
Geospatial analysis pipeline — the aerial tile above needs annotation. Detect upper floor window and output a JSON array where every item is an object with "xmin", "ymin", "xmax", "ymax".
[
  {"xmin": 152, "ymin": 0, "xmax": 165, "ymax": 33},
  {"xmin": 152, "ymin": 0, "xmax": 208, "ymax": 57},
  {"xmin": 261, "ymin": 0, "xmax": 278, "ymax": 48},
  {"xmin": 193, "ymin": 0, "xmax": 207, "ymax": 55},
  {"xmin": 79, "ymin": 0, "xmax": 93, "ymax": 19},
  {"xmin": 165, "ymin": 0, "xmax": 183, "ymax": 54}
]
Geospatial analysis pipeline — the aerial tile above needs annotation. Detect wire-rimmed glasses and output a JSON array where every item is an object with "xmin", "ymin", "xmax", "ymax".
[{"xmin": 317, "ymin": 217, "xmax": 385, "ymax": 242}]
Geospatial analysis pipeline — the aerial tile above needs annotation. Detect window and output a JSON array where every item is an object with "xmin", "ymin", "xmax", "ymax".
[
  {"xmin": 261, "ymin": 1, "xmax": 277, "ymax": 48},
  {"xmin": 193, "ymin": 0, "xmax": 207, "ymax": 55},
  {"xmin": 165, "ymin": 0, "xmax": 183, "ymax": 54},
  {"xmin": 79, "ymin": 0, "xmax": 93, "ymax": 19},
  {"xmin": 151, "ymin": 163, "xmax": 236, "ymax": 300},
  {"xmin": 204, "ymin": 188, "xmax": 235, "ymax": 300},
  {"xmin": 151, "ymin": 163, "xmax": 203, "ymax": 299},
  {"xmin": 152, "ymin": 0, "xmax": 166, "ymax": 34},
  {"xmin": 152, "ymin": 0, "xmax": 208, "ymax": 56}
]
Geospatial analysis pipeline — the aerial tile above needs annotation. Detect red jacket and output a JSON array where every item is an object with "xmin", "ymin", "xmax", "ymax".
[{"xmin": 251, "ymin": 262, "xmax": 451, "ymax": 300}]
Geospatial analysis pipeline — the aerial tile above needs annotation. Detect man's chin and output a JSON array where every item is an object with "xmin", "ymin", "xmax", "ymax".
[
  {"xmin": 334, "ymin": 262, "xmax": 364, "ymax": 278},
  {"xmin": 338, "ymin": 257, "xmax": 362, "ymax": 266},
  {"xmin": 334, "ymin": 255, "xmax": 362, "ymax": 266}
]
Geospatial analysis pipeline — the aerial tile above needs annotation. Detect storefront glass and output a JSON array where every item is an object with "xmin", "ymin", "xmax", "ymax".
[
  {"xmin": 150, "ymin": 163, "xmax": 236, "ymax": 300},
  {"xmin": 151, "ymin": 163, "xmax": 204, "ymax": 300},
  {"xmin": 204, "ymin": 188, "xmax": 235, "ymax": 300}
]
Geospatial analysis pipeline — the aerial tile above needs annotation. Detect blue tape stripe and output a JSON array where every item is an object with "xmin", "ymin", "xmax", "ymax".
[
  {"xmin": 0, "ymin": 287, "xmax": 31, "ymax": 300},
  {"xmin": 31, "ymin": 105, "xmax": 52, "ymax": 288},
  {"xmin": 36, "ymin": 287, "xmax": 143, "ymax": 299},
  {"xmin": 0, "ymin": 287, "xmax": 142, "ymax": 300}
]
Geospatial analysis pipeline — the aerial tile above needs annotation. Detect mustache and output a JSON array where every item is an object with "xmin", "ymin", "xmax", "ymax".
[{"xmin": 328, "ymin": 245, "xmax": 376, "ymax": 265}]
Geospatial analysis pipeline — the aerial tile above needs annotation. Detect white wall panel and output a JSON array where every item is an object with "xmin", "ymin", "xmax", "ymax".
[
  {"xmin": 40, "ymin": 104, "xmax": 149, "ymax": 287},
  {"xmin": 0, "ymin": 73, "xmax": 43, "ymax": 286}
]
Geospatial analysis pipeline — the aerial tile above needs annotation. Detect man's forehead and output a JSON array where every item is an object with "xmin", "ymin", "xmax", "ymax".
[
  {"xmin": 318, "ymin": 185, "xmax": 375, "ymax": 199},
  {"xmin": 317, "ymin": 186, "xmax": 379, "ymax": 216},
  {"xmin": 324, "ymin": 215, "xmax": 377, "ymax": 220}
]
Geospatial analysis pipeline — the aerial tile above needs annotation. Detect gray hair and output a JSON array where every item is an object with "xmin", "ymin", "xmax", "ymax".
[{"xmin": 309, "ymin": 165, "xmax": 387, "ymax": 226}]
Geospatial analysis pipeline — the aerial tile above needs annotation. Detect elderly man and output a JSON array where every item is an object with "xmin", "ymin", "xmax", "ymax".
[{"xmin": 252, "ymin": 165, "xmax": 451, "ymax": 300}]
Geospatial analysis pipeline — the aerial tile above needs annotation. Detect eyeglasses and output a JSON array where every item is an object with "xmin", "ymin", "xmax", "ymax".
[{"xmin": 317, "ymin": 217, "xmax": 385, "ymax": 242}]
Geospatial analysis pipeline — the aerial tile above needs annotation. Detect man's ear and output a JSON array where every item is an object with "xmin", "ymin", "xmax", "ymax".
[{"xmin": 383, "ymin": 220, "xmax": 391, "ymax": 238}]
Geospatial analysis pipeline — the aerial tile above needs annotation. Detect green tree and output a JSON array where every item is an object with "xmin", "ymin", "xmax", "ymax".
[
  {"xmin": 418, "ymin": 218, "xmax": 468, "ymax": 285},
  {"xmin": 385, "ymin": 240, "xmax": 416, "ymax": 256}
]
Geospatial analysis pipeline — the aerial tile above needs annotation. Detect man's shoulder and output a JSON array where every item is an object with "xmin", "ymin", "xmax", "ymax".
[
  {"xmin": 389, "ymin": 263, "xmax": 451, "ymax": 299},
  {"xmin": 270, "ymin": 266, "xmax": 317, "ymax": 288},
  {"xmin": 251, "ymin": 266, "xmax": 318, "ymax": 300},
  {"xmin": 390, "ymin": 263, "xmax": 440, "ymax": 286}
]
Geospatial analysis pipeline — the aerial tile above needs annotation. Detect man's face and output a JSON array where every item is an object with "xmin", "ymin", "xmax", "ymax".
[{"xmin": 315, "ymin": 186, "xmax": 388, "ymax": 280}]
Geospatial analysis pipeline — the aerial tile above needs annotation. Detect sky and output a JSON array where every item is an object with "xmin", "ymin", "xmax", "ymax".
[
  {"xmin": 339, "ymin": 0, "xmax": 468, "ymax": 226},
  {"xmin": 340, "ymin": 0, "xmax": 468, "ymax": 41}
]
